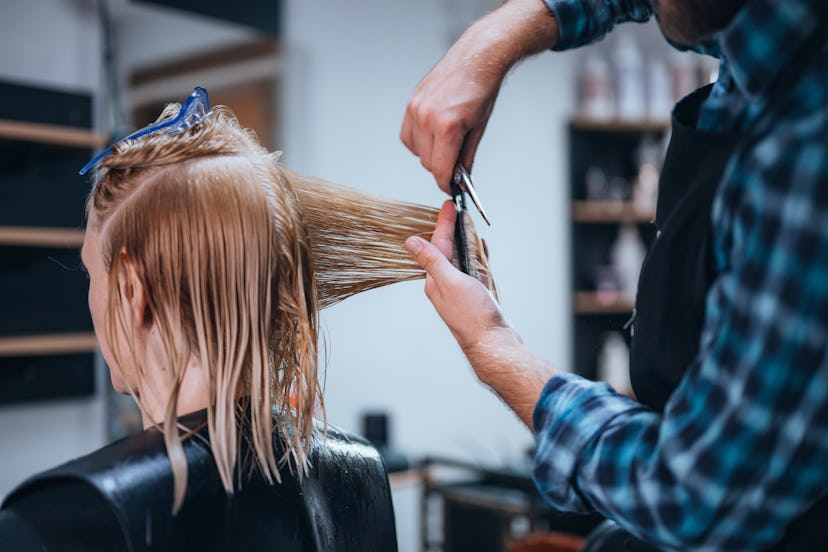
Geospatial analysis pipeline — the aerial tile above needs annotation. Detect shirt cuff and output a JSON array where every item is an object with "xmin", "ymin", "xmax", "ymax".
[
  {"xmin": 544, "ymin": 0, "xmax": 653, "ymax": 51},
  {"xmin": 532, "ymin": 372, "xmax": 642, "ymax": 512}
]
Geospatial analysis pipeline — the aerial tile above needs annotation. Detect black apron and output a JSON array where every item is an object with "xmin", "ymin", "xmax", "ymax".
[
  {"xmin": 615, "ymin": 11, "xmax": 828, "ymax": 550},
  {"xmin": 629, "ymin": 83, "xmax": 739, "ymax": 412}
]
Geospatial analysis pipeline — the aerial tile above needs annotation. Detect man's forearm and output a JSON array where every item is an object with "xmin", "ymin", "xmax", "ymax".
[
  {"xmin": 464, "ymin": 327, "xmax": 558, "ymax": 428},
  {"xmin": 459, "ymin": 0, "xmax": 560, "ymax": 76}
]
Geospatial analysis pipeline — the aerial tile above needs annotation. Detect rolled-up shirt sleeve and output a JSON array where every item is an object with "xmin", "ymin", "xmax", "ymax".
[
  {"xmin": 544, "ymin": 0, "xmax": 653, "ymax": 50},
  {"xmin": 532, "ymin": 374, "xmax": 648, "ymax": 512}
]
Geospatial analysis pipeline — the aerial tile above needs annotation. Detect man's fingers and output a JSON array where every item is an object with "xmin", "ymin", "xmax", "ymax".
[
  {"xmin": 400, "ymin": 108, "xmax": 415, "ymax": 154},
  {"xmin": 458, "ymin": 121, "xmax": 487, "ymax": 174},
  {"xmin": 431, "ymin": 200, "xmax": 456, "ymax": 260},
  {"xmin": 431, "ymin": 126, "xmax": 464, "ymax": 194},
  {"xmin": 411, "ymin": 120, "xmax": 435, "ymax": 172},
  {"xmin": 405, "ymin": 235, "xmax": 458, "ymax": 285}
]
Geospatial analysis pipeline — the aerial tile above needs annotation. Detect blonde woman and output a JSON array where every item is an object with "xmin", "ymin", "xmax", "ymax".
[{"xmin": 0, "ymin": 88, "xmax": 496, "ymax": 551}]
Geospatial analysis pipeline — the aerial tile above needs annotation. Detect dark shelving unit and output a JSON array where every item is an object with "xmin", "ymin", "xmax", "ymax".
[
  {"xmin": 569, "ymin": 119, "xmax": 667, "ymax": 380},
  {"xmin": 0, "ymin": 81, "xmax": 104, "ymax": 405}
]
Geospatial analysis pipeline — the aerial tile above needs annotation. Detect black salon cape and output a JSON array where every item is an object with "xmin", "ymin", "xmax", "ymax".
[{"xmin": 0, "ymin": 409, "xmax": 398, "ymax": 551}]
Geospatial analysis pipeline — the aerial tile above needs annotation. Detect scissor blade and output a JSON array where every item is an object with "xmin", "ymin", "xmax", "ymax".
[{"xmin": 455, "ymin": 165, "xmax": 491, "ymax": 226}]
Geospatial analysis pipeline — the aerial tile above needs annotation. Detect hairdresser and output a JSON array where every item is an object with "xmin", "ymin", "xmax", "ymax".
[{"xmin": 403, "ymin": 0, "xmax": 828, "ymax": 549}]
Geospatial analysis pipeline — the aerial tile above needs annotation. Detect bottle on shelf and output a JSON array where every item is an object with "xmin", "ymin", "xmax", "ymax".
[
  {"xmin": 585, "ymin": 166, "xmax": 608, "ymax": 202},
  {"xmin": 594, "ymin": 265, "xmax": 622, "ymax": 306},
  {"xmin": 647, "ymin": 59, "xmax": 673, "ymax": 121},
  {"xmin": 597, "ymin": 332, "xmax": 633, "ymax": 396},
  {"xmin": 604, "ymin": 176, "xmax": 629, "ymax": 216},
  {"xmin": 632, "ymin": 136, "xmax": 661, "ymax": 215},
  {"xmin": 579, "ymin": 53, "xmax": 615, "ymax": 121},
  {"xmin": 669, "ymin": 51, "xmax": 699, "ymax": 103},
  {"xmin": 613, "ymin": 34, "xmax": 646, "ymax": 121},
  {"xmin": 610, "ymin": 224, "xmax": 647, "ymax": 297}
]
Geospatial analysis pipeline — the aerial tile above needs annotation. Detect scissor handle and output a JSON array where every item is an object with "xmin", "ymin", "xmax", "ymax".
[{"xmin": 450, "ymin": 178, "xmax": 471, "ymax": 275}]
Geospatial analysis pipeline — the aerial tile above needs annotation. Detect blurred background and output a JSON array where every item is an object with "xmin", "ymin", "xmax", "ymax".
[{"xmin": 0, "ymin": 1, "xmax": 712, "ymax": 550}]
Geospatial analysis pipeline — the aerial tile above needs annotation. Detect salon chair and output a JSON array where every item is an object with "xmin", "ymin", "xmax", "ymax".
[{"xmin": 0, "ymin": 409, "xmax": 397, "ymax": 551}]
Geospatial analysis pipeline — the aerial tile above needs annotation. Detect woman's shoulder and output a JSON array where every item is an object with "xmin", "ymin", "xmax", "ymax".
[{"xmin": 0, "ymin": 409, "xmax": 214, "ymax": 551}]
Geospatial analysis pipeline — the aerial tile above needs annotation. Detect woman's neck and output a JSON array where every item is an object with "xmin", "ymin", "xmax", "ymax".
[{"xmin": 139, "ymin": 353, "xmax": 210, "ymax": 429}]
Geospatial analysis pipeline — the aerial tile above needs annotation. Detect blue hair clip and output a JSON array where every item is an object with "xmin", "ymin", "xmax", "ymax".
[{"xmin": 79, "ymin": 86, "xmax": 211, "ymax": 176}]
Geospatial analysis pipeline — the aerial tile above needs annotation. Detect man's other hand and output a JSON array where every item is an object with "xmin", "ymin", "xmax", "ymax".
[{"xmin": 400, "ymin": 0, "xmax": 559, "ymax": 193}]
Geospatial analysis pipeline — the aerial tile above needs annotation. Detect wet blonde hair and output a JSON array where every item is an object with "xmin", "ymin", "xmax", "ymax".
[{"xmin": 87, "ymin": 102, "xmax": 494, "ymax": 512}]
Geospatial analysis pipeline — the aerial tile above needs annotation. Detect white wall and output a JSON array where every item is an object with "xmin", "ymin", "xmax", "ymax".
[
  {"xmin": 113, "ymin": 2, "xmax": 257, "ymax": 72},
  {"xmin": 282, "ymin": 0, "xmax": 573, "ymax": 462},
  {"xmin": 281, "ymin": 1, "xmax": 574, "ymax": 549},
  {"xmin": 0, "ymin": 0, "xmax": 100, "ymax": 93},
  {"xmin": 0, "ymin": 0, "xmax": 107, "ymax": 499}
]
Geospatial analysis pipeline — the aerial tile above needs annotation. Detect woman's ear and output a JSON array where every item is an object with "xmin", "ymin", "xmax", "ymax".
[{"xmin": 117, "ymin": 248, "xmax": 151, "ymax": 329}]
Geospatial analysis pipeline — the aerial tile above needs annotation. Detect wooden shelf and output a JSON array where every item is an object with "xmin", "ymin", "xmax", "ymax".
[
  {"xmin": 0, "ymin": 227, "xmax": 84, "ymax": 248},
  {"xmin": 0, "ymin": 119, "xmax": 106, "ymax": 149},
  {"xmin": 574, "ymin": 291, "xmax": 635, "ymax": 314},
  {"xmin": 572, "ymin": 201, "xmax": 655, "ymax": 223},
  {"xmin": 570, "ymin": 116, "xmax": 671, "ymax": 133},
  {"xmin": 0, "ymin": 332, "xmax": 97, "ymax": 357}
]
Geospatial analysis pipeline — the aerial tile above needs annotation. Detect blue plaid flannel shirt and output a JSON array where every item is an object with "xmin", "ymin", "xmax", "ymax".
[{"xmin": 534, "ymin": 0, "xmax": 828, "ymax": 549}]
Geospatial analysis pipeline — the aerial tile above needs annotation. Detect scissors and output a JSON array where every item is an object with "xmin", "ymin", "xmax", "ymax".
[
  {"xmin": 452, "ymin": 164, "xmax": 491, "ymax": 226},
  {"xmin": 449, "ymin": 164, "xmax": 491, "ymax": 275}
]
